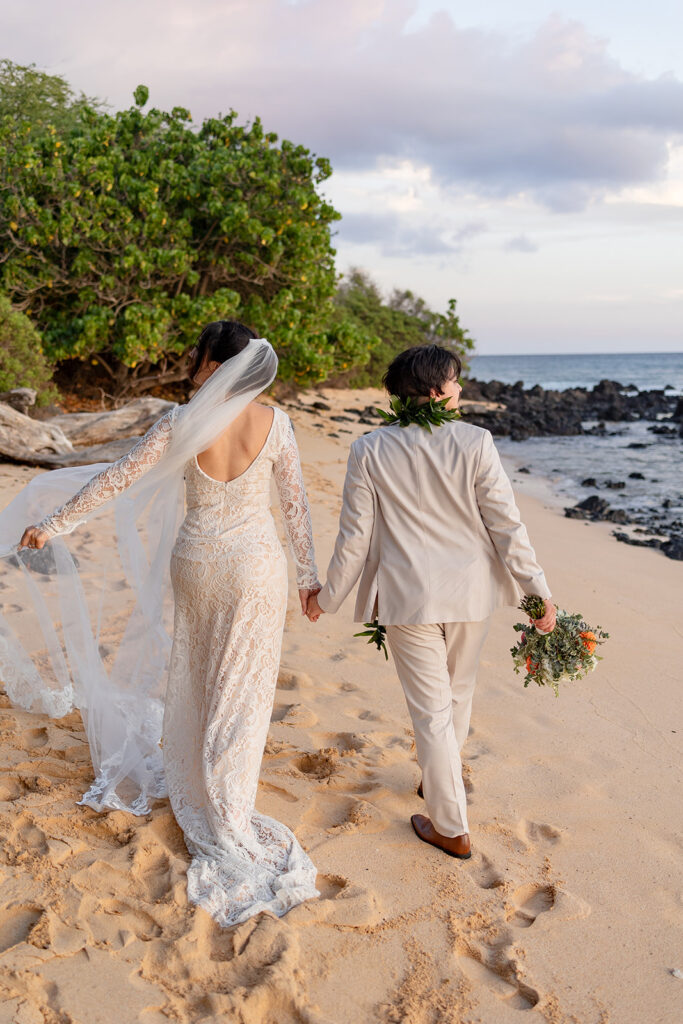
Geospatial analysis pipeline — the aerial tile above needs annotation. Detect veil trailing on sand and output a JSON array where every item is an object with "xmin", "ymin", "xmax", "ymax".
[{"xmin": 0, "ymin": 338, "xmax": 278, "ymax": 814}]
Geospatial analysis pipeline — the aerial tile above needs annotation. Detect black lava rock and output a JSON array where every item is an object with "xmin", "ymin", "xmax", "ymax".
[
  {"xmin": 662, "ymin": 536, "xmax": 683, "ymax": 560},
  {"xmin": 577, "ymin": 495, "xmax": 610, "ymax": 514}
]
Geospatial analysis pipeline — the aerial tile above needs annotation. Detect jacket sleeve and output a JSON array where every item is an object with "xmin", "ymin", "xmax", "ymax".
[
  {"xmin": 318, "ymin": 442, "xmax": 375, "ymax": 614},
  {"xmin": 474, "ymin": 429, "xmax": 551, "ymax": 599}
]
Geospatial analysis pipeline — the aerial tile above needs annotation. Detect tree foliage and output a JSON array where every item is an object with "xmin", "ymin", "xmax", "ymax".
[
  {"xmin": 0, "ymin": 64, "xmax": 475, "ymax": 401},
  {"xmin": 0, "ymin": 59, "xmax": 104, "ymax": 136},
  {"xmin": 0, "ymin": 294, "xmax": 58, "ymax": 405},
  {"xmin": 0, "ymin": 70, "xmax": 377, "ymax": 396},
  {"xmin": 333, "ymin": 269, "xmax": 475, "ymax": 388}
]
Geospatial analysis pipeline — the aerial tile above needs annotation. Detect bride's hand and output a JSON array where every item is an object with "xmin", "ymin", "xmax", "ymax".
[
  {"xmin": 298, "ymin": 586, "xmax": 321, "ymax": 615},
  {"xmin": 531, "ymin": 598, "xmax": 556, "ymax": 633},
  {"xmin": 19, "ymin": 526, "xmax": 50, "ymax": 550}
]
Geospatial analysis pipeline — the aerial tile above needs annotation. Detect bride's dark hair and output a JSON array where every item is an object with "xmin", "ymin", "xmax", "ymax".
[{"xmin": 187, "ymin": 320, "xmax": 258, "ymax": 380}]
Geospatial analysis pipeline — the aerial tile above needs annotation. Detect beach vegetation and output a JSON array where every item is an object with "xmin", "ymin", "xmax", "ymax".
[
  {"xmin": 331, "ymin": 269, "xmax": 475, "ymax": 389},
  {"xmin": 0, "ymin": 294, "xmax": 59, "ymax": 405},
  {"xmin": 0, "ymin": 63, "xmax": 472, "ymax": 400}
]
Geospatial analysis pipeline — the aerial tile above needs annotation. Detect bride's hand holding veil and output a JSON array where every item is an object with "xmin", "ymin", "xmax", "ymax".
[{"xmin": 19, "ymin": 525, "xmax": 51, "ymax": 549}]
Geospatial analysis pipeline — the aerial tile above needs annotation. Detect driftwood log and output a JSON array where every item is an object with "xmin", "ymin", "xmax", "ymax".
[
  {"xmin": 47, "ymin": 397, "xmax": 176, "ymax": 446},
  {"xmin": 0, "ymin": 401, "xmax": 75, "ymax": 462},
  {"xmin": 0, "ymin": 395, "xmax": 177, "ymax": 468}
]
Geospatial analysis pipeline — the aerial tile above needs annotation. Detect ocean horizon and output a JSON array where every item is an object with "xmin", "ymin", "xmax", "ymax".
[{"xmin": 468, "ymin": 351, "xmax": 683, "ymax": 395}]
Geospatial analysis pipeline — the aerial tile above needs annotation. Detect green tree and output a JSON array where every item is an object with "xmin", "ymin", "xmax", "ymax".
[
  {"xmin": 333, "ymin": 269, "xmax": 474, "ymax": 388},
  {"xmin": 0, "ymin": 59, "xmax": 104, "ymax": 136},
  {"xmin": 0, "ymin": 82, "xmax": 376, "ymax": 396},
  {"xmin": 0, "ymin": 294, "xmax": 58, "ymax": 405}
]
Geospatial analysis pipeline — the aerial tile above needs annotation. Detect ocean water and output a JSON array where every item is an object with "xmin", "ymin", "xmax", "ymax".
[
  {"xmin": 466, "ymin": 352, "xmax": 683, "ymax": 534},
  {"xmin": 468, "ymin": 351, "xmax": 683, "ymax": 396}
]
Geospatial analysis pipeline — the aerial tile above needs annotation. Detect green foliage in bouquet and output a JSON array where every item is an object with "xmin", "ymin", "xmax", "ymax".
[
  {"xmin": 511, "ymin": 596, "xmax": 609, "ymax": 697},
  {"xmin": 0, "ymin": 294, "xmax": 59, "ymax": 406},
  {"xmin": 377, "ymin": 395, "xmax": 460, "ymax": 433},
  {"xmin": 0, "ymin": 67, "xmax": 378, "ymax": 397},
  {"xmin": 354, "ymin": 618, "xmax": 388, "ymax": 659}
]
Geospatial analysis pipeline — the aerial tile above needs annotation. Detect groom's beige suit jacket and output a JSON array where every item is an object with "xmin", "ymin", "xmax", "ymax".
[{"xmin": 317, "ymin": 420, "xmax": 551, "ymax": 625}]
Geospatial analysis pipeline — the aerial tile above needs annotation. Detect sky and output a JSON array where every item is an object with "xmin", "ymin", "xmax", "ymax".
[{"xmin": 3, "ymin": 0, "xmax": 682, "ymax": 354}]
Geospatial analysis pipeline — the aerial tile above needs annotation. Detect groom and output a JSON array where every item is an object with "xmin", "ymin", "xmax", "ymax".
[{"xmin": 307, "ymin": 344, "xmax": 555, "ymax": 860}]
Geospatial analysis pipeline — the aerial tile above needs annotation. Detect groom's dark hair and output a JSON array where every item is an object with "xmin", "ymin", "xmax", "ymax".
[{"xmin": 383, "ymin": 344, "xmax": 462, "ymax": 400}]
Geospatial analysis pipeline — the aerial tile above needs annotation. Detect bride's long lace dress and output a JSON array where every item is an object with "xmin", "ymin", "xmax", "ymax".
[{"xmin": 37, "ymin": 404, "xmax": 320, "ymax": 925}]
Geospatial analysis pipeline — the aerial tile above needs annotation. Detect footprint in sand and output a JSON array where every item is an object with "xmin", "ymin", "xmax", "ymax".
[
  {"xmin": 327, "ymin": 732, "xmax": 369, "ymax": 753},
  {"xmin": 506, "ymin": 883, "xmax": 556, "ymax": 928},
  {"xmin": 302, "ymin": 793, "xmax": 387, "ymax": 835},
  {"xmin": 309, "ymin": 874, "xmax": 382, "ymax": 927},
  {"xmin": 270, "ymin": 703, "xmax": 319, "ymax": 727},
  {"xmin": 277, "ymin": 668, "xmax": 313, "ymax": 691},
  {"xmin": 258, "ymin": 780, "xmax": 299, "ymax": 804},
  {"xmin": 456, "ymin": 947, "xmax": 540, "ymax": 1010},
  {"xmin": 20, "ymin": 726, "xmax": 49, "ymax": 749},
  {"xmin": 131, "ymin": 848, "xmax": 173, "ymax": 902},
  {"xmin": 99, "ymin": 899, "xmax": 162, "ymax": 941},
  {"xmin": 0, "ymin": 905, "xmax": 44, "ymax": 953},
  {"xmin": 294, "ymin": 751, "xmax": 339, "ymax": 780},
  {"xmin": 473, "ymin": 854, "xmax": 506, "ymax": 890},
  {"xmin": 517, "ymin": 820, "xmax": 563, "ymax": 846},
  {"xmin": 0, "ymin": 776, "xmax": 24, "ymax": 802},
  {"xmin": 356, "ymin": 709, "xmax": 385, "ymax": 723},
  {"xmin": 9, "ymin": 815, "xmax": 48, "ymax": 857}
]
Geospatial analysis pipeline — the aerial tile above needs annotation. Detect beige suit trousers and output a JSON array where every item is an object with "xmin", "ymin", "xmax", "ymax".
[{"xmin": 386, "ymin": 618, "xmax": 491, "ymax": 838}]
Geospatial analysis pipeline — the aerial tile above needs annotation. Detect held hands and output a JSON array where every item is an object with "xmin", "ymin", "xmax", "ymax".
[
  {"xmin": 530, "ymin": 598, "xmax": 557, "ymax": 634},
  {"xmin": 306, "ymin": 592, "xmax": 323, "ymax": 623},
  {"xmin": 19, "ymin": 526, "xmax": 50, "ymax": 550},
  {"xmin": 298, "ymin": 586, "xmax": 321, "ymax": 616}
]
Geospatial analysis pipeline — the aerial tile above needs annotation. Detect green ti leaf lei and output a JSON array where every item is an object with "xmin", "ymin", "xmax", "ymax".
[{"xmin": 376, "ymin": 395, "xmax": 461, "ymax": 433}]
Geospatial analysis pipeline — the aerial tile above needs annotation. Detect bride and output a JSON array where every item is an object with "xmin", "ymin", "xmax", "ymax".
[{"xmin": 2, "ymin": 321, "xmax": 321, "ymax": 926}]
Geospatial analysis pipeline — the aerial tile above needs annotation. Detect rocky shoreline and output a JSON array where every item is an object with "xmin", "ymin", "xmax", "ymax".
[
  {"xmin": 457, "ymin": 377, "xmax": 683, "ymax": 560},
  {"xmin": 460, "ymin": 376, "xmax": 682, "ymax": 441}
]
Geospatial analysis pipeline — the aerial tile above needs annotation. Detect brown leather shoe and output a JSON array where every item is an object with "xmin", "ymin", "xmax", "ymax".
[{"xmin": 410, "ymin": 813, "xmax": 472, "ymax": 860}]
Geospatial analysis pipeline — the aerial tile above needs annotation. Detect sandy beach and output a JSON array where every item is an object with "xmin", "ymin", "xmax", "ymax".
[{"xmin": 0, "ymin": 387, "xmax": 680, "ymax": 1024}]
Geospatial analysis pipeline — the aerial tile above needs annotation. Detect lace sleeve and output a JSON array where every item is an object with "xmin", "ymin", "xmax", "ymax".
[
  {"xmin": 273, "ymin": 415, "xmax": 320, "ymax": 590},
  {"xmin": 37, "ymin": 408, "xmax": 177, "ymax": 539}
]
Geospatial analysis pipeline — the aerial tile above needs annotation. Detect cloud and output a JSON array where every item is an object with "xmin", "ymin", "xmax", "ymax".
[
  {"xmin": 504, "ymin": 235, "xmax": 538, "ymax": 253},
  {"xmin": 5, "ymin": 1, "xmax": 683, "ymax": 210},
  {"xmin": 337, "ymin": 211, "xmax": 487, "ymax": 257}
]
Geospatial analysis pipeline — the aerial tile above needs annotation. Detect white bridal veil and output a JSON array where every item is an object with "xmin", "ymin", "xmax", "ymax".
[{"xmin": 0, "ymin": 338, "xmax": 278, "ymax": 814}]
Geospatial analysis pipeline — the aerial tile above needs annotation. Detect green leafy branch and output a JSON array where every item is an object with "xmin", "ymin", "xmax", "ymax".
[{"xmin": 354, "ymin": 618, "xmax": 388, "ymax": 659}]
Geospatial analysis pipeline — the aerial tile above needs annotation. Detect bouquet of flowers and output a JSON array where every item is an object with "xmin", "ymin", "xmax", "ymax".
[{"xmin": 511, "ymin": 595, "xmax": 609, "ymax": 697}]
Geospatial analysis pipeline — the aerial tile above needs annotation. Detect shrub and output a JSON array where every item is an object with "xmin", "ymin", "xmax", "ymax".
[
  {"xmin": 333, "ymin": 269, "xmax": 474, "ymax": 388},
  {"xmin": 0, "ymin": 294, "xmax": 59, "ymax": 406},
  {"xmin": 0, "ymin": 81, "xmax": 377, "ymax": 396}
]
